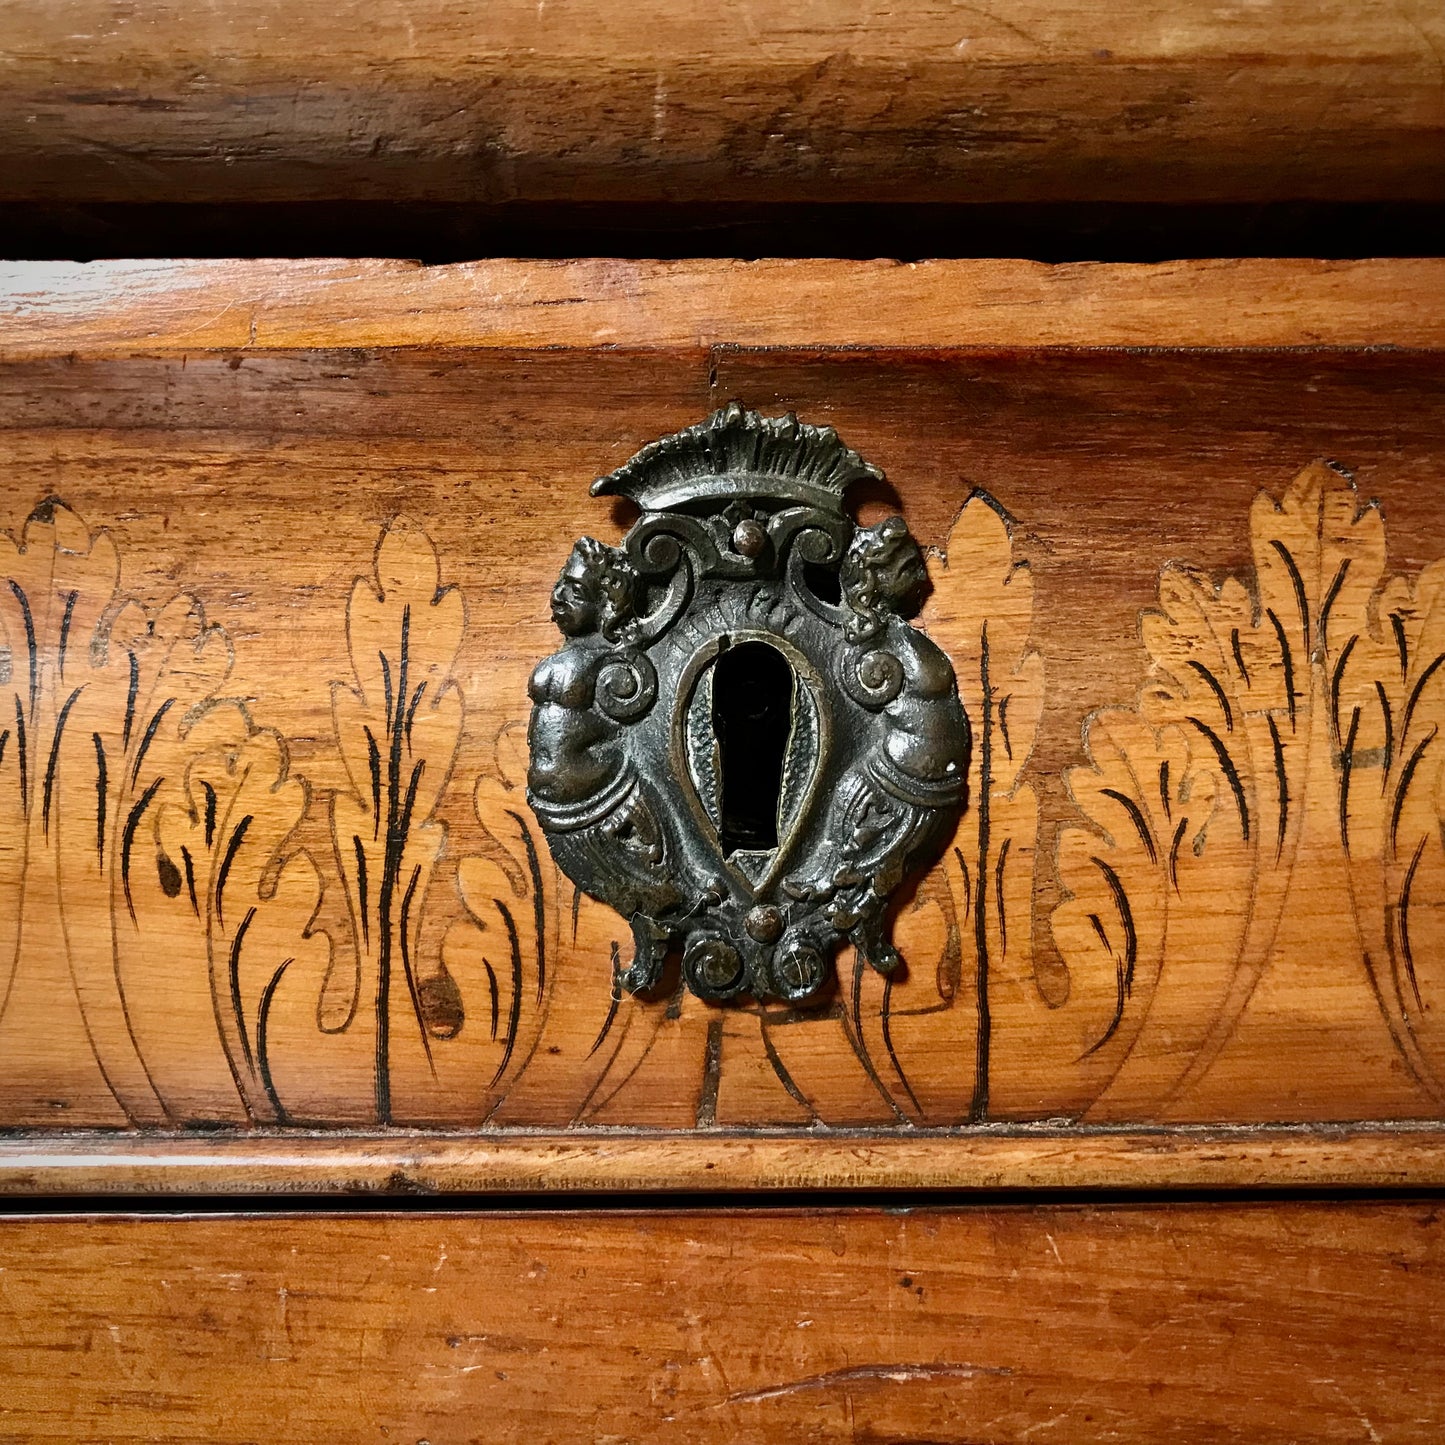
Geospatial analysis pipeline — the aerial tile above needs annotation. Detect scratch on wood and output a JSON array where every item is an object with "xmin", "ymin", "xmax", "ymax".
[{"xmin": 724, "ymin": 1361, "xmax": 1014, "ymax": 1405}]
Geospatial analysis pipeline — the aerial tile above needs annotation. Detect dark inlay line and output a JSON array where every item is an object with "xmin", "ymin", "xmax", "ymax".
[
  {"xmin": 587, "ymin": 943, "xmax": 622, "ymax": 1058},
  {"xmin": 352, "ymin": 836, "xmax": 369, "ymax": 948},
  {"xmin": 839, "ymin": 957, "xmax": 908, "ymax": 1125},
  {"xmin": 1330, "ymin": 634, "xmax": 1357, "ymax": 744},
  {"xmin": 1377, "ymin": 681, "xmax": 1396, "ymax": 781},
  {"xmin": 1188, "ymin": 717, "xmax": 1250, "ymax": 842},
  {"xmin": 1401, "ymin": 652, "xmax": 1445, "ymax": 746},
  {"xmin": 404, "ymin": 680, "xmax": 426, "ymax": 749},
  {"xmin": 364, "ymin": 725, "xmax": 381, "ymax": 841},
  {"xmin": 1081, "ymin": 856, "xmax": 1139, "ymax": 1060},
  {"xmin": 129, "ymin": 697, "xmax": 175, "ymax": 791},
  {"xmin": 56, "ymin": 589, "xmax": 77, "ymax": 681},
  {"xmin": 12, "ymin": 698, "xmax": 25, "ymax": 812},
  {"xmin": 970, "ymin": 622, "xmax": 992, "ymax": 1124},
  {"xmin": 1317, "ymin": 558, "xmax": 1351, "ymax": 652},
  {"xmin": 122, "ymin": 652, "xmax": 139, "ymax": 752},
  {"xmin": 91, "ymin": 732, "xmax": 106, "ymax": 866},
  {"xmin": 1088, "ymin": 912, "xmax": 1112, "ymax": 955},
  {"xmin": 1230, "ymin": 627, "xmax": 1251, "ymax": 689},
  {"xmin": 1266, "ymin": 608, "xmax": 1296, "ymax": 731},
  {"xmin": 696, "ymin": 1017, "xmax": 724, "ymax": 1128},
  {"xmin": 119, "ymin": 775, "xmax": 164, "ymax": 924},
  {"xmin": 201, "ymin": 779, "xmax": 217, "ymax": 849},
  {"xmin": 379, "ymin": 649, "xmax": 394, "ymax": 736},
  {"xmin": 993, "ymin": 837, "xmax": 1011, "ymax": 959},
  {"xmin": 1168, "ymin": 816, "xmax": 1188, "ymax": 895},
  {"xmin": 180, "ymin": 843, "xmax": 198, "ymax": 914},
  {"xmin": 1101, "ymin": 787, "xmax": 1156, "ymax": 865},
  {"xmin": 1158, "ymin": 760, "xmax": 1171, "ymax": 822},
  {"xmin": 509, "ymin": 808, "xmax": 548, "ymax": 1007},
  {"xmin": 228, "ymin": 906, "xmax": 258, "ymax": 1078},
  {"xmin": 255, "ymin": 957, "xmax": 295, "ymax": 1124},
  {"xmin": 41, "ymin": 685, "xmax": 82, "ymax": 837},
  {"xmin": 879, "ymin": 972, "xmax": 923, "ymax": 1119},
  {"xmin": 1390, "ymin": 729, "xmax": 1437, "ymax": 853},
  {"xmin": 997, "ymin": 694, "xmax": 1012, "ymax": 761},
  {"xmin": 8, "ymin": 581, "xmax": 38, "ymax": 724},
  {"xmin": 1391, "ymin": 613, "xmax": 1410, "ymax": 681},
  {"xmin": 398, "ymin": 861, "xmax": 435, "ymax": 1073},
  {"xmin": 1399, "ymin": 836, "xmax": 1429, "ymax": 1014},
  {"xmin": 481, "ymin": 949, "xmax": 500, "ymax": 1043},
  {"xmin": 1095, "ymin": 857, "xmax": 1138, "ymax": 999},
  {"xmin": 214, "ymin": 814, "xmax": 253, "ymax": 930},
  {"xmin": 761, "ymin": 1021, "xmax": 814, "ymax": 1117},
  {"xmin": 1268, "ymin": 713, "xmax": 1289, "ymax": 863},
  {"xmin": 1185, "ymin": 659, "xmax": 1234, "ymax": 732},
  {"xmin": 1339, "ymin": 705, "xmax": 1361, "ymax": 857},
  {"xmin": 952, "ymin": 846, "xmax": 971, "ymax": 920},
  {"xmin": 372, "ymin": 607, "xmax": 414, "ymax": 1126},
  {"xmin": 489, "ymin": 898, "xmax": 523, "ymax": 1086},
  {"xmin": 1270, "ymin": 540, "xmax": 1311, "ymax": 663}
]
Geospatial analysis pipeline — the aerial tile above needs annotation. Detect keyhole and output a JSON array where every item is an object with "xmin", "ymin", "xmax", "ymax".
[{"xmin": 712, "ymin": 640, "xmax": 794, "ymax": 857}]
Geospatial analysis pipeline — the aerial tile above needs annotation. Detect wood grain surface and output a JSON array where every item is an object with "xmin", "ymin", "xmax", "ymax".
[
  {"xmin": 7, "ymin": 257, "xmax": 1445, "ymax": 356},
  {"xmin": 2, "ymin": 2, "xmax": 1444, "ymax": 207},
  {"xmin": 2, "ymin": 1203, "xmax": 1443, "ymax": 1442},
  {"xmin": 1, "ymin": 259, "xmax": 1444, "ymax": 1188}
]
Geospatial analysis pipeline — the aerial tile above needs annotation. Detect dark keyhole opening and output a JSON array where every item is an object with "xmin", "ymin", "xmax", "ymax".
[{"xmin": 712, "ymin": 640, "xmax": 794, "ymax": 857}]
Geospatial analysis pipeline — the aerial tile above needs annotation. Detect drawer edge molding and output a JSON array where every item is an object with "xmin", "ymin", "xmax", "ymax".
[
  {"xmin": 5, "ymin": 257, "xmax": 1445, "ymax": 357},
  {"xmin": 3, "ymin": 1124, "xmax": 1445, "ymax": 1194}
]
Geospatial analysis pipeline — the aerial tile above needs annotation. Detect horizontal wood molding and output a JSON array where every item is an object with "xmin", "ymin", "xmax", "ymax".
[
  {"xmin": 4, "ymin": 1128, "xmax": 1445, "ymax": 1194},
  {"xmin": 2, "ymin": 2, "xmax": 1444, "ymax": 207},
  {"xmin": 4, "ymin": 1204, "xmax": 1444, "ymax": 1442},
  {"xmin": 6, "ymin": 258, "xmax": 1445, "ymax": 356}
]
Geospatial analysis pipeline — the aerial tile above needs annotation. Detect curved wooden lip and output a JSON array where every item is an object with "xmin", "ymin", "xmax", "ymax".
[
  {"xmin": 4, "ymin": 258, "xmax": 1445, "ymax": 358},
  {"xmin": 3, "ymin": 1125, "xmax": 1445, "ymax": 1195}
]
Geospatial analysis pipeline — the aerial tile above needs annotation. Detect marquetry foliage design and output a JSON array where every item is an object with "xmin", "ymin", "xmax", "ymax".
[
  {"xmin": 0, "ymin": 459, "xmax": 1441, "ymax": 1130},
  {"xmin": 1047, "ymin": 461, "xmax": 1445, "ymax": 1119},
  {"xmin": 840, "ymin": 493, "xmax": 1045, "ymax": 1125}
]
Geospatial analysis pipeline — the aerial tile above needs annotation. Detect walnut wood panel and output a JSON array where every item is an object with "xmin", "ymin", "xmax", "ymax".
[
  {"xmin": 2, "ymin": 1204, "xmax": 1443, "ymax": 1442},
  {"xmin": 2, "ymin": 261, "xmax": 1445, "ymax": 1187},
  {"xmin": 2, "ymin": 2, "xmax": 1444, "ymax": 207}
]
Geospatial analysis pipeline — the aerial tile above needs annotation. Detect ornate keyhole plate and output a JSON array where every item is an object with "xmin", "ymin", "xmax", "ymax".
[{"xmin": 527, "ymin": 406, "xmax": 970, "ymax": 1003}]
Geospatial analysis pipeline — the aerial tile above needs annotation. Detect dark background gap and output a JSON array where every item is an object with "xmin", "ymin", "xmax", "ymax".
[{"xmin": 6, "ymin": 200, "xmax": 1445, "ymax": 262}]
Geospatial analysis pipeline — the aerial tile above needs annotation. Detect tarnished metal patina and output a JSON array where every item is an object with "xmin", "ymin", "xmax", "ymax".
[{"xmin": 527, "ymin": 405, "xmax": 970, "ymax": 1004}]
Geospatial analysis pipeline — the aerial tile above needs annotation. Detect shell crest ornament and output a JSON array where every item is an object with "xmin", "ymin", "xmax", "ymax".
[{"xmin": 527, "ymin": 405, "xmax": 970, "ymax": 1004}]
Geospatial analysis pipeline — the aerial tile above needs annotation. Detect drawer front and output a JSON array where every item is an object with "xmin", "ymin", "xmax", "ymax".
[
  {"xmin": 2, "ymin": 258, "xmax": 1445, "ymax": 1190},
  {"xmin": 4, "ymin": 1204, "xmax": 1444, "ymax": 1444}
]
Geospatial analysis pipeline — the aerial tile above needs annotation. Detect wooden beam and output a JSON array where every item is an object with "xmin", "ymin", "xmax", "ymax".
[{"xmin": 2, "ymin": 2, "xmax": 1444, "ymax": 206}]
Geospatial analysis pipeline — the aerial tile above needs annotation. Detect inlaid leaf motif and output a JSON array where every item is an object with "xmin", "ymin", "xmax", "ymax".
[
  {"xmin": 1051, "ymin": 461, "xmax": 1441, "ymax": 1119},
  {"xmin": 0, "ymin": 504, "xmax": 243, "ymax": 1122},
  {"xmin": 0, "ymin": 500, "xmax": 330, "ymax": 1125},
  {"xmin": 1048, "ymin": 707, "xmax": 1240, "ymax": 1116},
  {"xmin": 1333, "ymin": 553, "xmax": 1445, "ymax": 1100},
  {"xmin": 141, "ymin": 704, "xmax": 328, "ymax": 1124},
  {"xmin": 315, "ymin": 519, "xmax": 467, "ymax": 1124},
  {"xmin": 438, "ymin": 723, "xmax": 673, "ymax": 1125},
  {"xmin": 848, "ymin": 493, "xmax": 1044, "ymax": 1124}
]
